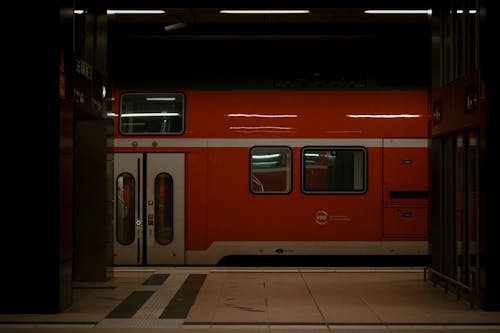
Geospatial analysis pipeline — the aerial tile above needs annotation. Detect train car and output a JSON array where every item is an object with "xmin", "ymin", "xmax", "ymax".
[{"xmin": 111, "ymin": 89, "xmax": 430, "ymax": 266}]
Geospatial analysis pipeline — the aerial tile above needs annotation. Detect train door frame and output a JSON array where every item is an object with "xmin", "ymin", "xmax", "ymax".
[{"xmin": 113, "ymin": 153, "xmax": 185, "ymax": 265}]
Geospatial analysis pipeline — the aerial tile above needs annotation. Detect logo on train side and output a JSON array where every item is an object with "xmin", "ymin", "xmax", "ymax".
[
  {"xmin": 315, "ymin": 210, "xmax": 329, "ymax": 224},
  {"xmin": 315, "ymin": 210, "xmax": 351, "ymax": 225}
]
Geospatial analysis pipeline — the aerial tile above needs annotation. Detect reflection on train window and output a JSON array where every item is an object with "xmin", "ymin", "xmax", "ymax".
[
  {"xmin": 119, "ymin": 92, "xmax": 185, "ymax": 135},
  {"xmin": 116, "ymin": 173, "xmax": 136, "ymax": 245},
  {"xmin": 250, "ymin": 146, "xmax": 292, "ymax": 194},
  {"xmin": 155, "ymin": 173, "xmax": 174, "ymax": 245},
  {"xmin": 302, "ymin": 147, "xmax": 367, "ymax": 193}
]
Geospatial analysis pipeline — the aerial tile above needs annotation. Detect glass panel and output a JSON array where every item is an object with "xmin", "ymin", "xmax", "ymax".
[
  {"xmin": 454, "ymin": 2, "xmax": 466, "ymax": 77},
  {"xmin": 250, "ymin": 147, "xmax": 292, "ymax": 194},
  {"xmin": 466, "ymin": 0, "xmax": 479, "ymax": 71},
  {"xmin": 444, "ymin": 4, "xmax": 454, "ymax": 83},
  {"xmin": 120, "ymin": 92, "xmax": 185, "ymax": 135},
  {"xmin": 455, "ymin": 133, "xmax": 465, "ymax": 282},
  {"xmin": 155, "ymin": 173, "xmax": 174, "ymax": 245},
  {"xmin": 302, "ymin": 147, "xmax": 366, "ymax": 193},
  {"xmin": 467, "ymin": 129, "xmax": 479, "ymax": 287},
  {"xmin": 116, "ymin": 173, "xmax": 135, "ymax": 245}
]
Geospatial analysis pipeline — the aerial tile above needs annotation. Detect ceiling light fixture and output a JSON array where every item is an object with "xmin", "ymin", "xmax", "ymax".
[
  {"xmin": 456, "ymin": 9, "xmax": 477, "ymax": 14},
  {"xmin": 107, "ymin": 9, "xmax": 165, "ymax": 15},
  {"xmin": 364, "ymin": 9, "xmax": 432, "ymax": 15},
  {"xmin": 164, "ymin": 22, "xmax": 187, "ymax": 32},
  {"xmin": 219, "ymin": 9, "xmax": 310, "ymax": 14}
]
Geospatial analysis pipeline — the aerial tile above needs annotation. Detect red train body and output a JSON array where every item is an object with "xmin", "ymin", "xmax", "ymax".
[{"xmin": 111, "ymin": 89, "xmax": 430, "ymax": 265}]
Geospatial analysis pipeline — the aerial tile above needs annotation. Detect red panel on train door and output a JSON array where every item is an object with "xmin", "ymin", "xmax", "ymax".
[
  {"xmin": 382, "ymin": 139, "xmax": 429, "ymax": 238},
  {"xmin": 383, "ymin": 145, "xmax": 429, "ymax": 206},
  {"xmin": 383, "ymin": 207, "xmax": 428, "ymax": 237}
]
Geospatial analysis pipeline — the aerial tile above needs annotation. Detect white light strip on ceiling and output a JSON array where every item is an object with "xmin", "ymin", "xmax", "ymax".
[
  {"xmin": 364, "ymin": 9, "xmax": 432, "ymax": 15},
  {"xmin": 456, "ymin": 9, "xmax": 477, "ymax": 14},
  {"xmin": 107, "ymin": 9, "xmax": 165, "ymax": 14},
  {"xmin": 74, "ymin": 9, "xmax": 166, "ymax": 15},
  {"xmin": 220, "ymin": 9, "xmax": 310, "ymax": 14}
]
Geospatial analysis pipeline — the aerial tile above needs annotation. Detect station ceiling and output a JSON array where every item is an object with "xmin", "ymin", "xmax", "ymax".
[
  {"xmin": 106, "ymin": 1, "xmax": 433, "ymax": 41},
  {"xmin": 103, "ymin": 1, "xmax": 433, "ymax": 88}
]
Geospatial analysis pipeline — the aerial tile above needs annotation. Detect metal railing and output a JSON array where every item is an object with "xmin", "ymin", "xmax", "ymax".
[{"xmin": 424, "ymin": 266, "xmax": 476, "ymax": 308}]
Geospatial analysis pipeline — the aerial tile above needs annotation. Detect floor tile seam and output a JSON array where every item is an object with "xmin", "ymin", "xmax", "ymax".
[
  {"xmin": 6, "ymin": 321, "xmax": 500, "ymax": 327},
  {"xmin": 182, "ymin": 321, "xmax": 500, "ymax": 326},
  {"xmin": 296, "ymin": 271, "xmax": 330, "ymax": 326},
  {"xmin": 209, "ymin": 268, "xmax": 425, "ymax": 273},
  {"xmin": 95, "ymin": 318, "xmax": 184, "ymax": 328},
  {"xmin": 357, "ymin": 294, "xmax": 387, "ymax": 323},
  {"xmin": 0, "ymin": 321, "xmax": 100, "ymax": 325},
  {"xmin": 263, "ymin": 272, "xmax": 334, "ymax": 322},
  {"xmin": 264, "ymin": 276, "xmax": 327, "ymax": 314}
]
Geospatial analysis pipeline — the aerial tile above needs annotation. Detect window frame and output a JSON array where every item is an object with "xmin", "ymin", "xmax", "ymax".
[
  {"xmin": 300, "ymin": 146, "xmax": 368, "ymax": 195},
  {"xmin": 249, "ymin": 146, "xmax": 293, "ymax": 195},
  {"xmin": 118, "ymin": 92, "xmax": 186, "ymax": 136}
]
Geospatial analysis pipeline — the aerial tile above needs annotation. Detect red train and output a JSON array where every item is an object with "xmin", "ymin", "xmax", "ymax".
[{"xmin": 111, "ymin": 89, "xmax": 430, "ymax": 265}]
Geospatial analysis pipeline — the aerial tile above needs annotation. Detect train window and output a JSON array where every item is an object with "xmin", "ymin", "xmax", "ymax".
[
  {"xmin": 250, "ymin": 147, "xmax": 292, "ymax": 194},
  {"xmin": 301, "ymin": 147, "xmax": 367, "ymax": 193},
  {"xmin": 154, "ymin": 172, "xmax": 174, "ymax": 245},
  {"xmin": 116, "ymin": 173, "xmax": 136, "ymax": 245},
  {"xmin": 119, "ymin": 92, "xmax": 185, "ymax": 135}
]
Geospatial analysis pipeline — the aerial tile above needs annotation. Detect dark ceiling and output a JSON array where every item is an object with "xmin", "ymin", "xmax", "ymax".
[
  {"xmin": 104, "ymin": 1, "xmax": 433, "ymax": 89},
  {"xmin": 107, "ymin": 1, "xmax": 433, "ymax": 41}
]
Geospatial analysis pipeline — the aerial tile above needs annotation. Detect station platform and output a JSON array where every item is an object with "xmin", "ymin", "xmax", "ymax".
[{"xmin": 1, "ymin": 266, "xmax": 500, "ymax": 333}]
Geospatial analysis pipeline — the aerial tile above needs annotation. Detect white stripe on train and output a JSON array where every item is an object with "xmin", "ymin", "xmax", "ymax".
[{"xmin": 113, "ymin": 138, "xmax": 428, "ymax": 148}]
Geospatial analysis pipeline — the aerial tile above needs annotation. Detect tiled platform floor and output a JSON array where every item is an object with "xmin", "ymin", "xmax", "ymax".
[{"xmin": 1, "ymin": 267, "xmax": 500, "ymax": 333}]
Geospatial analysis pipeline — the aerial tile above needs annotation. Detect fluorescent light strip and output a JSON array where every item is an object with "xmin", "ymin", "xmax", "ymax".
[
  {"xmin": 107, "ymin": 9, "xmax": 165, "ymax": 14},
  {"xmin": 347, "ymin": 114, "xmax": 422, "ymax": 118},
  {"xmin": 364, "ymin": 9, "xmax": 432, "ymax": 15},
  {"xmin": 121, "ymin": 112, "xmax": 180, "ymax": 117},
  {"xmin": 220, "ymin": 9, "xmax": 310, "ymax": 14},
  {"xmin": 146, "ymin": 97, "xmax": 176, "ymax": 101},
  {"xmin": 227, "ymin": 113, "xmax": 297, "ymax": 118},
  {"xmin": 74, "ymin": 9, "xmax": 166, "ymax": 15}
]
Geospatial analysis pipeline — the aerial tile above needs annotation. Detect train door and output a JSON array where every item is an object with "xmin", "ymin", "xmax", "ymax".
[{"xmin": 114, "ymin": 153, "xmax": 185, "ymax": 265}]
